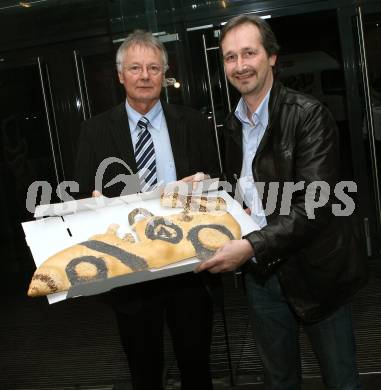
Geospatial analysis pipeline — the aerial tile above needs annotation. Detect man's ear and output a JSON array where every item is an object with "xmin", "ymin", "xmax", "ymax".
[
  {"xmin": 161, "ymin": 74, "xmax": 167, "ymax": 87},
  {"xmin": 270, "ymin": 54, "xmax": 277, "ymax": 67},
  {"xmin": 117, "ymin": 72, "xmax": 124, "ymax": 85}
]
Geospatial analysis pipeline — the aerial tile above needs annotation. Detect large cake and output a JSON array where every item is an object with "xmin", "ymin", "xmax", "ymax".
[{"xmin": 27, "ymin": 207, "xmax": 241, "ymax": 297}]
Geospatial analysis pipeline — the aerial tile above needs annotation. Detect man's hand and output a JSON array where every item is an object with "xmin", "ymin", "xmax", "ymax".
[
  {"xmin": 195, "ymin": 239, "xmax": 255, "ymax": 273},
  {"xmin": 180, "ymin": 172, "xmax": 210, "ymax": 189},
  {"xmin": 92, "ymin": 190, "xmax": 102, "ymax": 197}
]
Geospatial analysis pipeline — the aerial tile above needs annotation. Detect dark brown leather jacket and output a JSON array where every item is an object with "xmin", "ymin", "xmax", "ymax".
[{"xmin": 222, "ymin": 81, "xmax": 368, "ymax": 323}]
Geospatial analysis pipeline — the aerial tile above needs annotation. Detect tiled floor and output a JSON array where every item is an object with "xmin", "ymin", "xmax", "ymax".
[
  {"xmin": 1, "ymin": 259, "xmax": 380, "ymax": 389},
  {"xmin": 117, "ymin": 372, "xmax": 381, "ymax": 389},
  {"xmin": 163, "ymin": 259, "xmax": 381, "ymax": 389}
]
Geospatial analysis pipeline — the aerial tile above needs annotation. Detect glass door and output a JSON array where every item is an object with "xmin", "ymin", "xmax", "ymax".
[
  {"xmin": 0, "ymin": 57, "xmax": 61, "ymax": 292},
  {"xmin": 186, "ymin": 25, "xmax": 241, "ymax": 173},
  {"xmin": 354, "ymin": 4, "xmax": 381, "ymax": 257},
  {"xmin": 160, "ymin": 32, "xmax": 190, "ymax": 106},
  {"xmin": 73, "ymin": 44, "xmax": 122, "ymax": 119}
]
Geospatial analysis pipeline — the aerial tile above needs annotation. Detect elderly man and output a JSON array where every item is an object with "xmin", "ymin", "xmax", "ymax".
[
  {"xmin": 75, "ymin": 30, "xmax": 219, "ymax": 390},
  {"xmin": 197, "ymin": 15, "xmax": 368, "ymax": 390}
]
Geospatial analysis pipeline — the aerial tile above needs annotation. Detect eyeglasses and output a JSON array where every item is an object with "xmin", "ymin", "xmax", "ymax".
[{"xmin": 123, "ymin": 64, "xmax": 163, "ymax": 76}]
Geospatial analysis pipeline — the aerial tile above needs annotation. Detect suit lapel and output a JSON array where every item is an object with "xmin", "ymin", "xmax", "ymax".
[
  {"xmin": 109, "ymin": 102, "xmax": 138, "ymax": 173},
  {"xmin": 108, "ymin": 101, "xmax": 192, "ymax": 179},
  {"xmin": 162, "ymin": 102, "xmax": 189, "ymax": 178},
  {"xmin": 226, "ymin": 112, "xmax": 243, "ymax": 151},
  {"xmin": 256, "ymin": 81, "xmax": 282, "ymax": 157}
]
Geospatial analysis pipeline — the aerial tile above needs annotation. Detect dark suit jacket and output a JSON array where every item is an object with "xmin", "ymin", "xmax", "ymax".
[
  {"xmin": 74, "ymin": 100, "xmax": 222, "ymax": 312},
  {"xmin": 75, "ymin": 101, "xmax": 220, "ymax": 198}
]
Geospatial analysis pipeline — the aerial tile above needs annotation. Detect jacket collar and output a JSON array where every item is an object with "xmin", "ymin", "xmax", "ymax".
[
  {"xmin": 109, "ymin": 102, "xmax": 137, "ymax": 172},
  {"xmin": 256, "ymin": 80, "xmax": 283, "ymax": 156},
  {"xmin": 108, "ymin": 100, "xmax": 187, "ymax": 176},
  {"xmin": 225, "ymin": 80, "xmax": 284, "ymax": 153},
  {"xmin": 162, "ymin": 101, "xmax": 189, "ymax": 177}
]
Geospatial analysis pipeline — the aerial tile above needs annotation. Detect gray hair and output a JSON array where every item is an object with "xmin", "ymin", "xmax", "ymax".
[
  {"xmin": 116, "ymin": 30, "xmax": 169, "ymax": 72},
  {"xmin": 220, "ymin": 14, "xmax": 280, "ymax": 58}
]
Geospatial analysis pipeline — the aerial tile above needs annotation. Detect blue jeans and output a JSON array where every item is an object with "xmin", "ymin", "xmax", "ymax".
[{"xmin": 244, "ymin": 273, "xmax": 362, "ymax": 390}]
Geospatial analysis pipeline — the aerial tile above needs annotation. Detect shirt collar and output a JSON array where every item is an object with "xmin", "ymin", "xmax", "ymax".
[
  {"xmin": 235, "ymin": 88, "xmax": 271, "ymax": 128},
  {"xmin": 125, "ymin": 99, "xmax": 163, "ymax": 133}
]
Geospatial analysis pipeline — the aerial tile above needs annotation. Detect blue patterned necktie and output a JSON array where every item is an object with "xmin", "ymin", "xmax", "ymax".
[{"xmin": 134, "ymin": 116, "xmax": 158, "ymax": 192}]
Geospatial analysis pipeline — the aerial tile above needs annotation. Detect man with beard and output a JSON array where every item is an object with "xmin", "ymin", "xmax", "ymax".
[
  {"xmin": 75, "ymin": 30, "xmax": 218, "ymax": 390},
  {"xmin": 197, "ymin": 15, "xmax": 368, "ymax": 389}
]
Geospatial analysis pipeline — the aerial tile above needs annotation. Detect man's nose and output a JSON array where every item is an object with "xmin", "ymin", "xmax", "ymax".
[
  {"xmin": 235, "ymin": 55, "xmax": 246, "ymax": 71},
  {"xmin": 140, "ymin": 66, "xmax": 150, "ymax": 78}
]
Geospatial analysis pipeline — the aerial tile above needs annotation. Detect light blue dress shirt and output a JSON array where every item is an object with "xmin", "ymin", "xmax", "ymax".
[
  {"xmin": 235, "ymin": 89, "xmax": 271, "ymax": 230},
  {"xmin": 125, "ymin": 100, "xmax": 177, "ymax": 185}
]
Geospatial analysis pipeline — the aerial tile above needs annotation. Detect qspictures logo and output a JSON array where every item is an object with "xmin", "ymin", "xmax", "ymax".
[{"xmin": 25, "ymin": 157, "xmax": 357, "ymax": 219}]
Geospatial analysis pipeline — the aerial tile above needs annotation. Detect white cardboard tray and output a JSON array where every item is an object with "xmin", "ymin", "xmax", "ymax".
[{"xmin": 22, "ymin": 190, "xmax": 259, "ymax": 304}]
